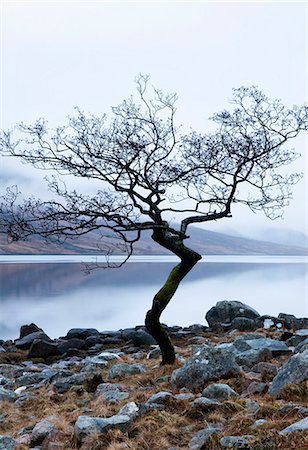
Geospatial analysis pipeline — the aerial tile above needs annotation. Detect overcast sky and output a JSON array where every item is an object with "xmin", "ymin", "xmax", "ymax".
[{"xmin": 0, "ymin": 1, "xmax": 307, "ymax": 238}]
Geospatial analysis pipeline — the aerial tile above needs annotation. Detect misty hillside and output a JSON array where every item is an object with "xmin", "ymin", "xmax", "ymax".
[{"xmin": 0, "ymin": 226, "xmax": 307, "ymax": 256}]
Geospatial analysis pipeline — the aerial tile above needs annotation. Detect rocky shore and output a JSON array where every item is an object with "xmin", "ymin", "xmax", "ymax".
[{"xmin": 0, "ymin": 301, "xmax": 307, "ymax": 449}]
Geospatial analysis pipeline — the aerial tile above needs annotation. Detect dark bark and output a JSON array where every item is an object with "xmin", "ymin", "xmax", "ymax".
[{"xmin": 145, "ymin": 228, "xmax": 202, "ymax": 364}]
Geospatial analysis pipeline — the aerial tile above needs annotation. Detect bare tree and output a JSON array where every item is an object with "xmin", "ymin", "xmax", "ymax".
[{"xmin": 1, "ymin": 75, "xmax": 307, "ymax": 363}]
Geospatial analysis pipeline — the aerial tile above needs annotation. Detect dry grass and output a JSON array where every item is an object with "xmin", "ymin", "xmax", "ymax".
[{"xmin": 1, "ymin": 332, "xmax": 308, "ymax": 450}]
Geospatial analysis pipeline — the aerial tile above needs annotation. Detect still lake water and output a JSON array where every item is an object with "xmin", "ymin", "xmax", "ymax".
[{"xmin": 0, "ymin": 255, "xmax": 307, "ymax": 341}]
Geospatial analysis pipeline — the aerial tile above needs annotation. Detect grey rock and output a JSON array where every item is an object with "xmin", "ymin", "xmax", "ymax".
[
  {"xmin": 294, "ymin": 336, "xmax": 308, "ymax": 352},
  {"xmin": 74, "ymin": 414, "xmax": 131, "ymax": 444},
  {"xmin": 66, "ymin": 328, "xmax": 100, "ymax": 340},
  {"xmin": 95, "ymin": 383, "xmax": 129, "ymax": 403},
  {"xmin": 171, "ymin": 346, "xmax": 240, "ymax": 390},
  {"xmin": 121, "ymin": 329, "xmax": 156, "ymax": 346},
  {"xmin": 251, "ymin": 362, "xmax": 278, "ymax": 377},
  {"xmin": 191, "ymin": 397, "xmax": 221, "ymax": 411},
  {"xmin": 206, "ymin": 301, "xmax": 260, "ymax": 328},
  {"xmin": 85, "ymin": 351, "xmax": 121, "ymax": 365},
  {"xmin": 236, "ymin": 337, "xmax": 291, "ymax": 355},
  {"xmin": 251, "ymin": 419, "xmax": 267, "ymax": 429},
  {"xmin": 174, "ymin": 393, "xmax": 195, "ymax": 401},
  {"xmin": 57, "ymin": 338, "xmax": 85, "ymax": 354},
  {"xmin": 108, "ymin": 363, "xmax": 146, "ymax": 380},
  {"xmin": 16, "ymin": 372, "xmax": 45, "ymax": 386},
  {"xmin": 28, "ymin": 339, "xmax": 59, "ymax": 358},
  {"xmin": 220, "ymin": 435, "xmax": 255, "ymax": 448},
  {"xmin": 0, "ymin": 386, "xmax": 16, "ymax": 402},
  {"xmin": 0, "ymin": 376, "xmax": 11, "ymax": 386},
  {"xmin": 275, "ymin": 403, "xmax": 308, "ymax": 417},
  {"xmin": 230, "ymin": 317, "xmax": 258, "ymax": 331},
  {"xmin": 202, "ymin": 383, "xmax": 238, "ymax": 400},
  {"xmin": 269, "ymin": 349, "xmax": 308, "ymax": 396},
  {"xmin": 0, "ymin": 347, "xmax": 5, "ymax": 353},
  {"xmin": 30, "ymin": 419, "xmax": 54, "ymax": 446},
  {"xmin": 147, "ymin": 347, "xmax": 161, "ymax": 359},
  {"xmin": 0, "ymin": 435, "xmax": 16, "ymax": 450},
  {"xmin": 245, "ymin": 381, "xmax": 267, "ymax": 395},
  {"xmin": 188, "ymin": 426, "xmax": 222, "ymax": 449},
  {"xmin": 235, "ymin": 348, "xmax": 272, "ymax": 368},
  {"xmin": 15, "ymin": 331, "xmax": 51, "ymax": 350},
  {"xmin": 19, "ymin": 323, "xmax": 42, "ymax": 339},
  {"xmin": 245, "ymin": 399, "xmax": 260, "ymax": 416},
  {"xmin": 278, "ymin": 313, "xmax": 308, "ymax": 330},
  {"xmin": 147, "ymin": 392, "xmax": 173, "ymax": 404},
  {"xmin": 279, "ymin": 416, "xmax": 308, "ymax": 434},
  {"xmin": 118, "ymin": 402, "xmax": 141, "ymax": 420}
]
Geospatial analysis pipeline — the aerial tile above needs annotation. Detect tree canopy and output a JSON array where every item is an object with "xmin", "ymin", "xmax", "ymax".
[{"xmin": 1, "ymin": 75, "xmax": 307, "ymax": 363}]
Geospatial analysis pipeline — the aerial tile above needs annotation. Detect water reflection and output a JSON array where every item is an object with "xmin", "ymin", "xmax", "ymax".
[{"xmin": 0, "ymin": 259, "xmax": 307, "ymax": 340}]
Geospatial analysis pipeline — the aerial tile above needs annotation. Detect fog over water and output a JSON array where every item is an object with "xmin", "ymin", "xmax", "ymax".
[{"xmin": 0, "ymin": 256, "xmax": 307, "ymax": 340}]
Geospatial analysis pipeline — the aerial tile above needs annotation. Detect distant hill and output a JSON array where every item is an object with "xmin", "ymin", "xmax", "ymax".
[{"xmin": 1, "ymin": 226, "xmax": 307, "ymax": 256}]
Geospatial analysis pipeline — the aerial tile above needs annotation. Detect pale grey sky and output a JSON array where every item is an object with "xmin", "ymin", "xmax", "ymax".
[{"xmin": 1, "ymin": 1, "xmax": 307, "ymax": 237}]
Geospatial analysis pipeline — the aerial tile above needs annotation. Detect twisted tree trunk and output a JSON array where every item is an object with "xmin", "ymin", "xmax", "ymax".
[{"xmin": 145, "ymin": 228, "xmax": 202, "ymax": 364}]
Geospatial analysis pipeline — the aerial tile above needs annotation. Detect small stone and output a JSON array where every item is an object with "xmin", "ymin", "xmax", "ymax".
[
  {"xmin": 251, "ymin": 419, "xmax": 267, "ymax": 429},
  {"xmin": 279, "ymin": 416, "xmax": 308, "ymax": 434},
  {"xmin": 220, "ymin": 435, "xmax": 255, "ymax": 448},
  {"xmin": 30, "ymin": 419, "xmax": 54, "ymax": 446},
  {"xmin": 191, "ymin": 397, "xmax": 221, "ymax": 412},
  {"xmin": 188, "ymin": 426, "xmax": 222, "ymax": 449},
  {"xmin": 202, "ymin": 383, "xmax": 238, "ymax": 400},
  {"xmin": 147, "ymin": 391, "xmax": 173, "ymax": 404},
  {"xmin": 108, "ymin": 363, "xmax": 146, "ymax": 380},
  {"xmin": 0, "ymin": 386, "xmax": 16, "ymax": 402}
]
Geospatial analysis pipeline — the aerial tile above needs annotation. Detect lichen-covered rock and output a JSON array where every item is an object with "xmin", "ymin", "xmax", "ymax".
[
  {"xmin": 269, "ymin": 349, "xmax": 308, "ymax": 396},
  {"xmin": 171, "ymin": 346, "xmax": 240, "ymax": 390},
  {"xmin": 206, "ymin": 301, "xmax": 260, "ymax": 328},
  {"xmin": 0, "ymin": 435, "xmax": 16, "ymax": 450},
  {"xmin": 108, "ymin": 363, "xmax": 146, "ymax": 380},
  {"xmin": 220, "ymin": 435, "xmax": 255, "ymax": 448},
  {"xmin": 202, "ymin": 383, "xmax": 239, "ymax": 400}
]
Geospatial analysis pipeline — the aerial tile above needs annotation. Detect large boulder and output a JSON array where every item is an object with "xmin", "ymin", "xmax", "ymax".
[
  {"xmin": 171, "ymin": 346, "xmax": 241, "ymax": 390},
  {"xmin": 15, "ymin": 331, "xmax": 51, "ymax": 350},
  {"xmin": 19, "ymin": 323, "xmax": 42, "ymax": 339},
  {"xmin": 268, "ymin": 349, "xmax": 308, "ymax": 396},
  {"xmin": 206, "ymin": 301, "xmax": 260, "ymax": 328},
  {"xmin": 28, "ymin": 339, "xmax": 59, "ymax": 359},
  {"xmin": 65, "ymin": 328, "xmax": 100, "ymax": 340}
]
